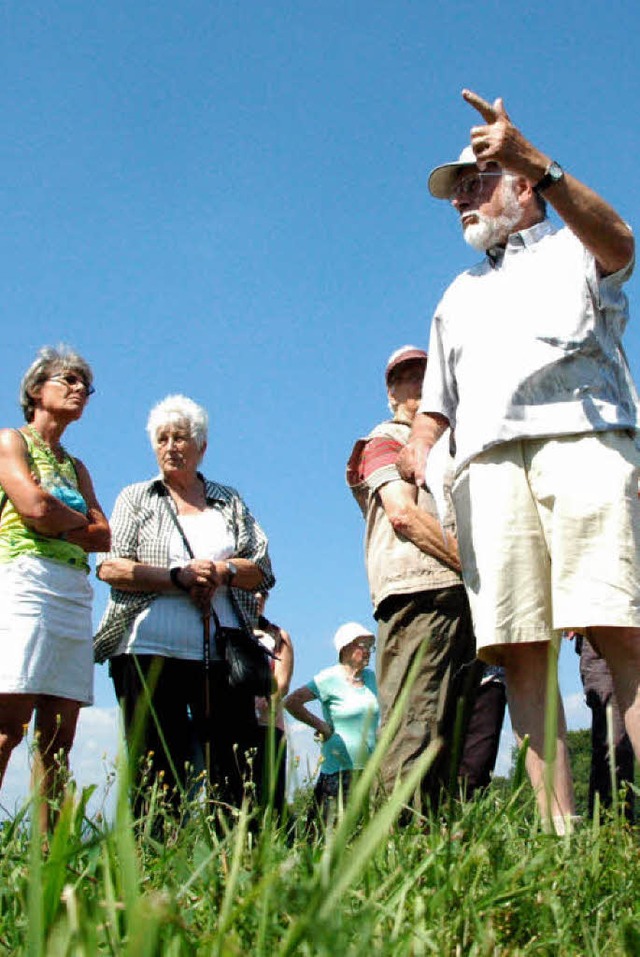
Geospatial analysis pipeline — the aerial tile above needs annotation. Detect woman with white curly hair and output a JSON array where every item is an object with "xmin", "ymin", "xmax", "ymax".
[
  {"xmin": 94, "ymin": 394, "xmax": 275, "ymax": 815},
  {"xmin": 0, "ymin": 345, "xmax": 110, "ymax": 826}
]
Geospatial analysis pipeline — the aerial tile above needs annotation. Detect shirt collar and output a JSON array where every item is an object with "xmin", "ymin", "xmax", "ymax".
[
  {"xmin": 149, "ymin": 473, "xmax": 228, "ymax": 504},
  {"xmin": 486, "ymin": 217, "xmax": 554, "ymax": 267}
]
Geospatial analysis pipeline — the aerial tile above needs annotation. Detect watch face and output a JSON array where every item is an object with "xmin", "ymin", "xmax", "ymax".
[{"xmin": 548, "ymin": 161, "xmax": 564, "ymax": 183}]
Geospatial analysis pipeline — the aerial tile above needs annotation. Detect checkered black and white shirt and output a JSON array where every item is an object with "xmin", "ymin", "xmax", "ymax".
[{"xmin": 93, "ymin": 475, "xmax": 275, "ymax": 663}]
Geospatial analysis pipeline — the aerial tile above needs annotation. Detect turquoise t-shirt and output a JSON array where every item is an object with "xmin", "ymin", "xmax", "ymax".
[{"xmin": 307, "ymin": 664, "xmax": 379, "ymax": 775}]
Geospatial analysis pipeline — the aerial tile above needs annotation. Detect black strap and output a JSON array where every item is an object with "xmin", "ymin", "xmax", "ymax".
[
  {"xmin": 160, "ymin": 486, "xmax": 196, "ymax": 559},
  {"xmin": 159, "ymin": 487, "xmax": 276, "ymax": 662},
  {"xmin": 160, "ymin": 489, "xmax": 216, "ymax": 677}
]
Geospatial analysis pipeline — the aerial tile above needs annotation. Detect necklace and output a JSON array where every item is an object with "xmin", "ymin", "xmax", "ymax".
[
  {"xmin": 25, "ymin": 425, "xmax": 67, "ymax": 467},
  {"xmin": 343, "ymin": 666, "xmax": 364, "ymax": 686}
]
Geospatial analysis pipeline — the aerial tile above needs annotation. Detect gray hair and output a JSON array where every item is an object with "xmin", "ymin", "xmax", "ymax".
[
  {"xmin": 502, "ymin": 171, "xmax": 547, "ymax": 218},
  {"xmin": 19, "ymin": 344, "xmax": 93, "ymax": 423},
  {"xmin": 146, "ymin": 394, "xmax": 209, "ymax": 452}
]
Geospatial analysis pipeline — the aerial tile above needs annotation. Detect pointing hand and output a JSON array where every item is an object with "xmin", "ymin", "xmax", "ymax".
[{"xmin": 462, "ymin": 88, "xmax": 543, "ymax": 180}]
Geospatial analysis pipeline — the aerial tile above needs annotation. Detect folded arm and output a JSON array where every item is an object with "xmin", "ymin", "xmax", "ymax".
[
  {"xmin": 378, "ymin": 478, "xmax": 461, "ymax": 573},
  {"xmin": 61, "ymin": 458, "xmax": 110, "ymax": 553},
  {"xmin": 0, "ymin": 429, "xmax": 89, "ymax": 537}
]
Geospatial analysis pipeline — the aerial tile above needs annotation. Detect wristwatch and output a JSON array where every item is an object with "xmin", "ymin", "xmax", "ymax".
[
  {"xmin": 533, "ymin": 160, "xmax": 564, "ymax": 195},
  {"xmin": 226, "ymin": 560, "xmax": 239, "ymax": 584},
  {"xmin": 170, "ymin": 566, "xmax": 190, "ymax": 592}
]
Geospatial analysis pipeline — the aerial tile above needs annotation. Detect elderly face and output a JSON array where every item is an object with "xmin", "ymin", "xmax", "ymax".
[
  {"xmin": 154, "ymin": 421, "xmax": 204, "ymax": 478},
  {"xmin": 32, "ymin": 365, "xmax": 94, "ymax": 421},
  {"xmin": 341, "ymin": 635, "xmax": 375, "ymax": 670},
  {"xmin": 451, "ymin": 167, "xmax": 524, "ymax": 251},
  {"xmin": 388, "ymin": 358, "xmax": 426, "ymax": 415}
]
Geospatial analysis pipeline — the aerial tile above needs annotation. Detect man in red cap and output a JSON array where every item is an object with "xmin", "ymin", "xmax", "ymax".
[{"xmin": 347, "ymin": 345, "xmax": 478, "ymax": 809}]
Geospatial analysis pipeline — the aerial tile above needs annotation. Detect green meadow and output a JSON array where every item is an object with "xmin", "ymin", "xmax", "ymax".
[{"xmin": 1, "ymin": 730, "xmax": 640, "ymax": 956}]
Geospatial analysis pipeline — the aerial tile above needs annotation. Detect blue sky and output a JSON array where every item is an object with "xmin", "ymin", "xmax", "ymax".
[{"xmin": 1, "ymin": 1, "xmax": 639, "ymax": 809}]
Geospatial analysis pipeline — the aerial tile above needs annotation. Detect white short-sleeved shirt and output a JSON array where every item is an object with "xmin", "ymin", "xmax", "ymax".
[{"xmin": 419, "ymin": 219, "xmax": 639, "ymax": 472}]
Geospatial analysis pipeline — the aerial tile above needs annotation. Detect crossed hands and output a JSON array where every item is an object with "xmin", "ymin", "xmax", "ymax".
[
  {"xmin": 462, "ymin": 88, "xmax": 544, "ymax": 182},
  {"xmin": 178, "ymin": 559, "xmax": 227, "ymax": 612}
]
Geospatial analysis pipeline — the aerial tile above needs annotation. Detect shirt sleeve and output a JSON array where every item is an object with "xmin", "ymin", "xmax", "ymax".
[
  {"xmin": 590, "ymin": 243, "xmax": 634, "ymax": 338},
  {"xmin": 231, "ymin": 492, "xmax": 275, "ymax": 591},
  {"xmin": 363, "ymin": 668, "xmax": 378, "ymax": 697},
  {"xmin": 306, "ymin": 678, "xmax": 320, "ymax": 699},
  {"xmin": 419, "ymin": 310, "xmax": 458, "ymax": 428},
  {"xmin": 95, "ymin": 486, "xmax": 141, "ymax": 568},
  {"xmin": 360, "ymin": 436, "xmax": 404, "ymax": 493}
]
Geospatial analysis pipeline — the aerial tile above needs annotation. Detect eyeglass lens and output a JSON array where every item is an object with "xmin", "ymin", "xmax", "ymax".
[
  {"xmin": 451, "ymin": 172, "xmax": 502, "ymax": 202},
  {"xmin": 51, "ymin": 373, "xmax": 95, "ymax": 396}
]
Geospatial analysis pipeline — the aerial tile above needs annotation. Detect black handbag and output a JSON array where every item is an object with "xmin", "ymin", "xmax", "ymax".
[{"xmin": 210, "ymin": 607, "xmax": 274, "ymax": 697}]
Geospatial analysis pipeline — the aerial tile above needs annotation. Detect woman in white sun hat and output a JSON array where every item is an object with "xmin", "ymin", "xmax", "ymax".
[{"xmin": 285, "ymin": 621, "xmax": 379, "ymax": 818}]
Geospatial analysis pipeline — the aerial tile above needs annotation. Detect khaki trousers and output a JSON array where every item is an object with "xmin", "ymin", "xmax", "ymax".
[{"xmin": 375, "ymin": 585, "xmax": 479, "ymax": 810}]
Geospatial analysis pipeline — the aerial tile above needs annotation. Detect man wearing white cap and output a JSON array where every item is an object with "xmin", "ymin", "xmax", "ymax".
[
  {"xmin": 398, "ymin": 88, "xmax": 640, "ymax": 831},
  {"xmin": 347, "ymin": 345, "xmax": 477, "ymax": 808}
]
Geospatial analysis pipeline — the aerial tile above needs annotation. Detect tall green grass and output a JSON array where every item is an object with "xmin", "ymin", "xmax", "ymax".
[{"xmin": 1, "ymin": 733, "xmax": 640, "ymax": 954}]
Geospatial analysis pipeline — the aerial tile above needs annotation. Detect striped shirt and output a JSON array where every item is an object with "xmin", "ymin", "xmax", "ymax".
[
  {"xmin": 359, "ymin": 435, "xmax": 404, "ymax": 491},
  {"xmin": 93, "ymin": 474, "xmax": 274, "ymax": 663}
]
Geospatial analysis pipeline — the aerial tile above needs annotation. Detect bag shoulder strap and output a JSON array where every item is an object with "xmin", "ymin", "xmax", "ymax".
[
  {"xmin": 160, "ymin": 486, "xmax": 276, "ymax": 658},
  {"xmin": 159, "ymin": 486, "xmax": 195, "ymax": 559}
]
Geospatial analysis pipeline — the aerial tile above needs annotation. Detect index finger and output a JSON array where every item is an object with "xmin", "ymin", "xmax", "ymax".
[{"xmin": 462, "ymin": 88, "xmax": 497, "ymax": 123}]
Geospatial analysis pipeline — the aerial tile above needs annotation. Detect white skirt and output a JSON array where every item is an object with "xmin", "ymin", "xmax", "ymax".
[{"xmin": 0, "ymin": 555, "xmax": 94, "ymax": 704}]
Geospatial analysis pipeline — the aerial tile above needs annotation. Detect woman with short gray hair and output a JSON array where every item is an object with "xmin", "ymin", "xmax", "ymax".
[
  {"xmin": 94, "ymin": 394, "xmax": 275, "ymax": 816},
  {"xmin": 0, "ymin": 345, "xmax": 109, "ymax": 827},
  {"xmin": 20, "ymin": 346, "xmax": 94, "ymax": 424}
]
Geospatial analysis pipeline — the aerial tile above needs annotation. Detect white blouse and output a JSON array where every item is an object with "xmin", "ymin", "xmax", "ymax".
[{"xmin": 119, "ymin": 509, "xmax": 240, "ymax": 661}]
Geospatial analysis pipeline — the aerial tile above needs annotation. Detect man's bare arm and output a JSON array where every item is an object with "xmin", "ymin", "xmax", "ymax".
[
  {"xmin": 397, "ymin": 412, "xmax": 449, "ymax": 486},
  {"xmin": 463, "ymin": 89, "xmax": 634, "ymax": 275},
  {"xmin": 378, "ymin": 479, "xmax": 461, "ymax": 573}
]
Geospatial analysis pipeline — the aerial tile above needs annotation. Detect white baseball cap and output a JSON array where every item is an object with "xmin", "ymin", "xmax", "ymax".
[
  {"xmin": 428, "ymin": 145, "xmax": 479, "ymax": 200},
  {"xmin": 333, "ymin": 622, "xmax": 375, "ymax": 654}
]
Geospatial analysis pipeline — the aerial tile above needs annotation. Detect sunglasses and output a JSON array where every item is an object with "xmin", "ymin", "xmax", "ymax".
[
  {"xmin": 48, "ymin": 373, "xmax": 95, "ymax": 397},
  {"xmin": 450, "ymin": 171, "xmax": 503, "ymax": 203}
]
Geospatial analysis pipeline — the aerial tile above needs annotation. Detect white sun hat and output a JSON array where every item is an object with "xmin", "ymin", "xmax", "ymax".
[{"xmin": 333, "ymin": 622, "xmax": 375, "ymax": 654}]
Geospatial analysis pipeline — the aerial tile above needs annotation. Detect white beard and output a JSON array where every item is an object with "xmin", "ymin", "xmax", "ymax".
[{"xmin": 462, "ymin": 179, "xmax": 523, "ymax": 252}]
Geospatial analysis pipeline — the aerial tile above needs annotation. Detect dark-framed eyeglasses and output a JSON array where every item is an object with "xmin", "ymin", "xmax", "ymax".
[{"xmin": 48, "ymin": 373, "xmax": 96, "ymax": 397}]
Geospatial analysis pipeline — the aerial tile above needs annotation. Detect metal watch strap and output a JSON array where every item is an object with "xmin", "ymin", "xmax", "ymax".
[{"xmin": 226, "ymin": 560, "xmax": 238, "ymax": 584}]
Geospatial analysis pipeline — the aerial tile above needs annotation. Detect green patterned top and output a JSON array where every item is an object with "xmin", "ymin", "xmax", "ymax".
[{"xmin": 0, "ymin": 430, "xmax": 88, "ymax": 571}]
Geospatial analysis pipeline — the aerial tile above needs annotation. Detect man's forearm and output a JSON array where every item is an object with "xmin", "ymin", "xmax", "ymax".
[
  {"xmin": 410, "ymin": 411, "xmax": 449, "ymax": 448},
  {"xmin": 398, "ymin": 505, "xmax": 461, "ymax": 573},
  {"xmin": 541, "ymin": 174, "xmax": 634, "ymax": 276},
  {"xmin": 382, "ymin": 486, "xmax": 461, "ymax": 573},
  {"xmin": 397, "ymin": 412, "xmax": 450, "ymax": 486}
]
